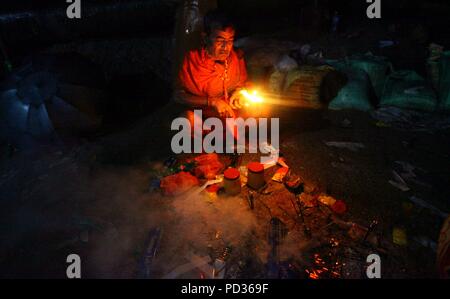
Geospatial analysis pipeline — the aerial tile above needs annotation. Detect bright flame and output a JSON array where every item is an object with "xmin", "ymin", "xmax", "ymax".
[{"xmin": 240, "ymin": 89, "xmax": 263, "ymax": 106}]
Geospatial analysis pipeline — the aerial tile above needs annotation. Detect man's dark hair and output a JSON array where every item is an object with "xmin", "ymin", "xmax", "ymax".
[{"xmin": 203, "ymin": 10, "xmax": 235, "ymax": 36}]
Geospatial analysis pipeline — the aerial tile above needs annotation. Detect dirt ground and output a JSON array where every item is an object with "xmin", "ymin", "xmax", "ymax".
[{"xmin": 1, "ymin": 102, "xmax": 449, "ymax": 278}]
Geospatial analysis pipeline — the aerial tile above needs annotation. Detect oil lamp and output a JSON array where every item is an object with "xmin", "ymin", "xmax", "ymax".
[{"xmin": 239, "ymin": 89, "xmax": 263, "ymax": 107}]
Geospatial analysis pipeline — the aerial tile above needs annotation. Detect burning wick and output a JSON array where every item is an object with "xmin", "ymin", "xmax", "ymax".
[{"xmin": 240, "ymin": 89, "xmax": 263, "ymax": 107}]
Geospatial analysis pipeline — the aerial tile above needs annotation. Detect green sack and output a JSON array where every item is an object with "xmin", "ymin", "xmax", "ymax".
[
  {"xmin": 268, "ymin": 70, "xmax": 286, "ymax": 93},
  {"xmin": 381, "ymin": 71, "xmax": 438, "ymax": 112},
  {"xmin": 348, "ymin": 53, "xmax": 392, "ymax": 98},
  {"xmin": 438, "ymin": 51, "xmax": 450, "ymax": 110},
  {"xmin": 427, "ymin": 58, "xmax": 440, "ymax": 90},
  {"xmin": 328, "ymin": 66, "xmax": 373, "ymax": 111}
]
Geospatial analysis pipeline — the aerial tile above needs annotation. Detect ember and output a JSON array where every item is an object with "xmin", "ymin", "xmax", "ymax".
[{"xmin": 305, "ymin": 251, "xmax": 342, "ymax": 279}]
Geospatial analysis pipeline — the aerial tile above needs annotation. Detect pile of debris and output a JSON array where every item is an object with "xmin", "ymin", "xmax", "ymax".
[{"xmin": 139, "ymin": 149, "xmax": 401, "ymax": 279}]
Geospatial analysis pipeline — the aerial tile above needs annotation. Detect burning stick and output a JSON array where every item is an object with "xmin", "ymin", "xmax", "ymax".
[
  {"xmin": 247, "ymin": 191, "xmax": 255, "ymax": 210},
  {"xmin": 139, "ymin": 227, "xmax": 163, "ymax": 279},
  {"xmin": 296, "ymin": 196, "xmax": 312, "ymax": 238},
  {"xmin": 283, "ymin": 173, "xmax": 311, "ymax": 238},
  {"xmin": 363, "ymin": 220, "xmax": 379, "ymax": 242}
]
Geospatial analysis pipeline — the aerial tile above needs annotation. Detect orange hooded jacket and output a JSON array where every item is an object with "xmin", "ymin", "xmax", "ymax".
[{"xmin": 178, "ymin": 47, "xmax": 248, "ymax": 100}]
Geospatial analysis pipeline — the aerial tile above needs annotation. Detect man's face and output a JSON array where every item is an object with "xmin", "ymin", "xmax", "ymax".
[{"xmin": 207, "ymin": 27, "xmax": 235, "ymax": 61}]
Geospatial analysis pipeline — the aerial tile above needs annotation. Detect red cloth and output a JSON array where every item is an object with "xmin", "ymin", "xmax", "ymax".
[
  {"xmin": 178, "ymin": 48, "xmax": 248, "ymax": 98},
  {"xmin": 331, "ymin": 200, "xmax": 347, "ymax": 215},
  {"xmin": 193, "ymin": 153, "xmax": 224, "ymax": 180},
  {"xmin": 160, "ymin": 172, "xmax": 199, "ymax": 196}
]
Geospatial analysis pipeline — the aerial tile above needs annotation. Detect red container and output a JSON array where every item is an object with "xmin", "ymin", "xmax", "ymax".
[
  {"xmin": 247, "ymin": 162, "xmax": 265, "ymax": 190},
  {"xmin": 224, "ymin": 168, "xmax": 241, "ymax": 196}
]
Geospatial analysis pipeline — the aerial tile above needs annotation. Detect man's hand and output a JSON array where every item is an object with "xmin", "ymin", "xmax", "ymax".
[
  {"xmin": 229, "ymin": 89, "xmax": 244, "ymax": 109},
  {"xmin": 210, "ymin": 97, "xmax": 235, "ymax": 118}
]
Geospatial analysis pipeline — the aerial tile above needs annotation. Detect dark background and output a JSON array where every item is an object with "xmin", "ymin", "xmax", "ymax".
[
  {"xmin": 1, "ymin": 0, "xmax": 449, "ymax": 129},
  {"xmin": 1, "ymin": 0, "xmax": 450, "ymax": 57}
]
